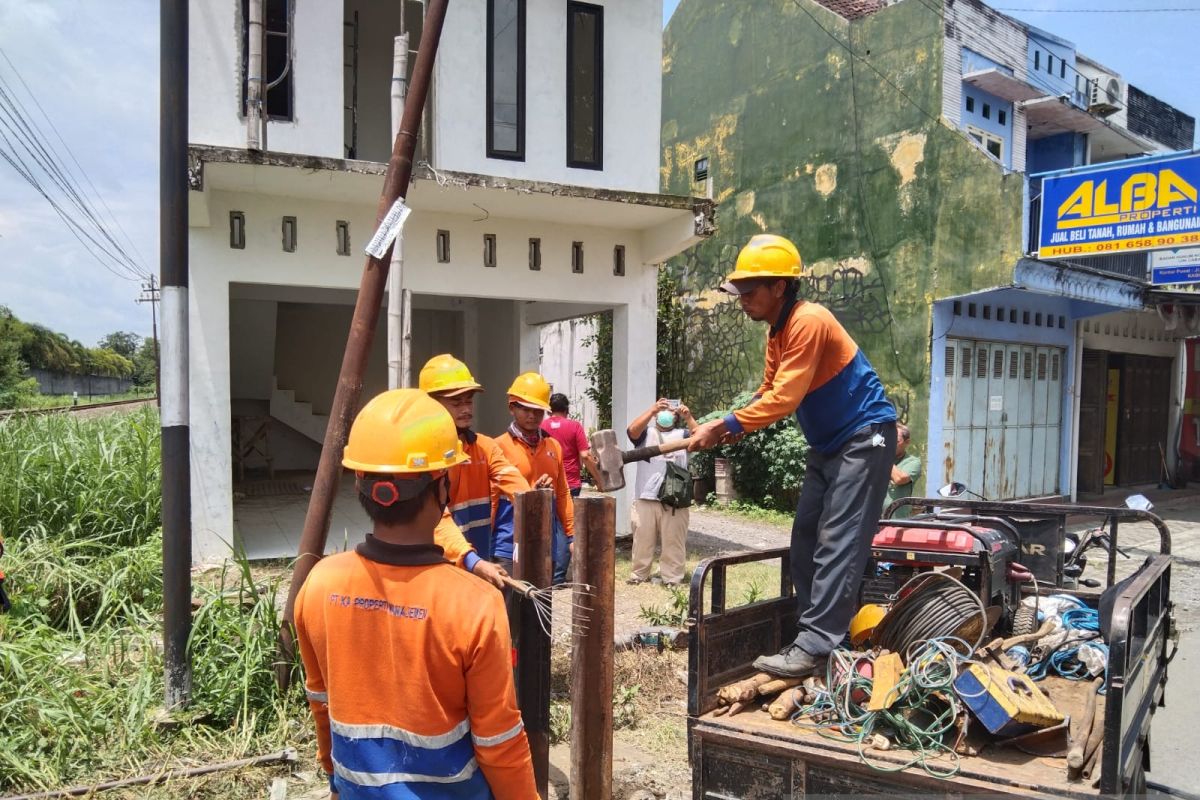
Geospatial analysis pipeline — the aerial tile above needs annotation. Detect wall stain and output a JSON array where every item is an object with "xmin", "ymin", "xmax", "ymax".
[{"xmin": 814, "ymin": 164, "xmax": 838, "ymax": 197}]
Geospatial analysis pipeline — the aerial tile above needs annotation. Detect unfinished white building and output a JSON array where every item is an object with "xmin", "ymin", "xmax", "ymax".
[{"xmin": 186, "ymin": 0, "xmax": 714, "ymax": 562}]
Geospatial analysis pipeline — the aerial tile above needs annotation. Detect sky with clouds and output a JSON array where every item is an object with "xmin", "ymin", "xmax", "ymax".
[{"xmin": 0, "ymin": 0, "xmax": 1194, "ymax": 348}]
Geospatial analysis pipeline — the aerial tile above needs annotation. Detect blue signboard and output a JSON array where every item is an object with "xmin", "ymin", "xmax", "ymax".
[
  {"xmin": 1151, "ymin": 265, "xmax": 1200, "ymax": 285},
  {"xmin": 1037, "ymin": 151, "xmax": 1200, "ymax": 259}
]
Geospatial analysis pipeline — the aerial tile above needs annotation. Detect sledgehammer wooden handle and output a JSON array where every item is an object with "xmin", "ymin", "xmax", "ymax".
[{"xmin": 622, "ymin": 436, "xmax": 692, "ymax": 464}]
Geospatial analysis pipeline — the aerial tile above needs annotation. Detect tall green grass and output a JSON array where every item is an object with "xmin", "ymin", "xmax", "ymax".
[{"xmin": 0, "ymin": 408, "xmax": 306, "ymax": 794}]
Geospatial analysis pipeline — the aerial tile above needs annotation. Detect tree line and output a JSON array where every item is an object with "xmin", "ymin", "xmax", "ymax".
[{"xmin": 1, "ymin": 306, "xmax": 157, "ymax": 407}]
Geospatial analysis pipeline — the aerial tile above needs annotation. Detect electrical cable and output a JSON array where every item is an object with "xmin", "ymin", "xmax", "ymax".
[{"xmin": 873, "ymin": 572, "xmax": 988, "ymax": 656}]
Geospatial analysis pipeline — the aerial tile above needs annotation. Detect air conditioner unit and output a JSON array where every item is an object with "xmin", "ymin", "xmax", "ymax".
[{"xmin": 1088, "ymin": 74, "xmax": 1123, "ymax": 116}]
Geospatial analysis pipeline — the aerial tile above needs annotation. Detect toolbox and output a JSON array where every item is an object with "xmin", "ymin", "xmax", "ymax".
[{"xmin": 954, "ymin": 663, "xmax": 1064, "ymax": 736}]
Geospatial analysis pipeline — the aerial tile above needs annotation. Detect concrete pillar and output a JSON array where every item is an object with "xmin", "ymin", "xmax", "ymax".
[
  {"xmin": 189, "ymin": 275, "xmax": 234, "ymax": 564},
  {"xmin": 519, "ymin": 303, "xmax": 542, "ymax": 374},
  {"xmin": 610, "ymin": 268, "xmax": 657, "ymax": 534}
]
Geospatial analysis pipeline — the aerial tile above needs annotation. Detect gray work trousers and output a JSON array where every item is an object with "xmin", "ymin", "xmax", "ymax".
[{"xmin": 790, "ymin": 421, "xmax": 896, "ymax": 656}]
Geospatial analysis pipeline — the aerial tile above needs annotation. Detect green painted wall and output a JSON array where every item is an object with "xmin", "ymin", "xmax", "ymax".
[{"xmin": 661, "ymin": 0, "xmax": 1026, "ymax": 490}]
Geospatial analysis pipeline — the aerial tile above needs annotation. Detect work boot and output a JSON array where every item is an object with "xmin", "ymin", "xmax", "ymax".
[{"xmin": 752, "ymin": 643, "xmax": 823, "ymax": 678}]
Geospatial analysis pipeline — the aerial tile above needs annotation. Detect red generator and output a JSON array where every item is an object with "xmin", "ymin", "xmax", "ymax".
[{"xmin": 861, "ymin": 517, "xmax": 1027, "ymax": 631}]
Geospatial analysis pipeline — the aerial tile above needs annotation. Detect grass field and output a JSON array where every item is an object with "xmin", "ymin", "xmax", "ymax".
[{"xmin": 0, "ymin": 408, "xmax": 306, "ymax": 796}]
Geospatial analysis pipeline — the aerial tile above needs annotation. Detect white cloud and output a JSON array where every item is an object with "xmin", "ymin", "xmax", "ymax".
[{"xmin": 0, "ymin": 0, "xmax": 158, "ymax": 344}]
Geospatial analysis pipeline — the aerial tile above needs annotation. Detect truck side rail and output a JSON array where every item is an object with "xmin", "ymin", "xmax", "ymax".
[
  {"xmin": 687, "ymin": 547, "xmax": 795, "ymax": 717},
  {"xmin": 1101, "ymin": 553, "xmax": 1174, "ymax": 795},
  {"xmin": 886, "ymin": 497, "xmax": 1171, "ymax": 587}
]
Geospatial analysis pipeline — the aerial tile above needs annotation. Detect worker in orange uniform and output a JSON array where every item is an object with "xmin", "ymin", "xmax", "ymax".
[
  {"xmin": 295, "ymin": 389, "xmax": 538, "ymax": 799},
  {"xmin": 689, "ymin": 235, "xmax": 897, "ymax": 679},
  {"xmin": 495, "ymin": 372, "xmax": 574, "ymax": 584},
  {"xmin": 420, "ymin": 354, "xmax": 531, "ymax": 566}
]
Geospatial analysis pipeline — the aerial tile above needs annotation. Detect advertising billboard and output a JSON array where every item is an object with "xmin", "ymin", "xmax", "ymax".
[{"xmin": 1037, "ymin": 152, "xmax": 1200, "ymax": 259}]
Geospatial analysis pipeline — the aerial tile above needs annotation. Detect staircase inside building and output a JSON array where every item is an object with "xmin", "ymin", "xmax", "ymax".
[{"xmin": 269, "ymin": 378, "xmax": 329, "ymax": 444}]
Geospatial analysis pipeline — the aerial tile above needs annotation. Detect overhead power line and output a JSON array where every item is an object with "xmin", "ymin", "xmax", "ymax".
[
  {"xmin": 0, "ymin": 47, "xmax": 150, "ymax": 283},
  {"xmin": 996, "ymin": 7, "xmax": 1200, "ymax": 13}
]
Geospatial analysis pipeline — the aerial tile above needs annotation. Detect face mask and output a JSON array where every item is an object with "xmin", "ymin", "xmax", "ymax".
[{"xmin": 656, "ymin": 411, "xmax": 677, "ymax": 428}]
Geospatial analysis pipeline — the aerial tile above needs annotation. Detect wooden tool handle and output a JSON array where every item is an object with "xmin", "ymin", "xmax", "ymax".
[{"xmin": 622, "ymin": 436, "xmax": 692, "ymax": 464}]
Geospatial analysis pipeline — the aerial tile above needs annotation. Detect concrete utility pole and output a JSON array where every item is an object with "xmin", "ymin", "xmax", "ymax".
[
  {"xmin": 136, "ymin": 275, "xmax": 161, "ymax": 404},
  {"xmin": 279, "ymin": 0, "xmax": 451, "ymax": 683},
  {"xmin": 387, "ymin": 32, "xmax": 410, "ymax": 390},
  {"xmin": 159, "ymin": 0, "xmax": 192, "ymax": 709},
  {"xmin": 245, "ymin": 0, "xmax": 265, "ymax": 151}
]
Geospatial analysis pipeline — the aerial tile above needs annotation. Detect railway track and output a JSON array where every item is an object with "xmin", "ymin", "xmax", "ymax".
[{"xmin": 0, "ymin": 397, "xmax": 157, "ymax": 420}]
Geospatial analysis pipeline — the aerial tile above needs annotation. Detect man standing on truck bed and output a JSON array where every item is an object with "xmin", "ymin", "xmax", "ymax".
[{"xmin": 689, "ymin": 234, "xmax": 897, "ymax": 678}]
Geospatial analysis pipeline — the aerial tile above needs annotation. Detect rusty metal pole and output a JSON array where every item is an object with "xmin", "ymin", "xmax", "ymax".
[
  {"xmin": 569, "ymin": 495, "xmax": 616, "ymax": 800},
  {"xmin": 277, "ymin": 0, "xmax": 451, "ymax": 681},
  {"xmin": 513, "ymin": 489, "xmax": 553, "ymax": 798}
]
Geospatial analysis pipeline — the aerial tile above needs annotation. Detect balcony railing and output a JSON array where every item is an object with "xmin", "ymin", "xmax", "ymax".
[{"xmin": 1026, "ymin": 186, "xmax": 1149, "ymax": 282}]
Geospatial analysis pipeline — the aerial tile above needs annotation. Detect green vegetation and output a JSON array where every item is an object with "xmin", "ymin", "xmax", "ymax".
[
  {"xmin": 638, "ymin": 585, "xmax": 690, "ymax": 628},
  {"xmin": 689, "ymin": 391, "xmax": 810, "ymax": 512},
  {"xmin": 0, "ymin": 409, "xmax": 304, "ymax": 794},
  {"xmin": 705, "ymin": 498, "xmax": 794, "ymax": 528}
]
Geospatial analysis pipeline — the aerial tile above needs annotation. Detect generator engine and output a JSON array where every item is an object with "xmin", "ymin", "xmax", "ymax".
[{"xmin": 861, "ymin": 517, "xmax": 1028, "ymax": 632}]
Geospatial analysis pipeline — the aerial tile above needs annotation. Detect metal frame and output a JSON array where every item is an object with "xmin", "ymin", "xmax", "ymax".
[
  {"xmin": 565, "ymin": 1, "xmax": 603, "ymax": 170},
  {"xmin": 485, "ymin": 0, "xmax": 526, "ymax": 161}
]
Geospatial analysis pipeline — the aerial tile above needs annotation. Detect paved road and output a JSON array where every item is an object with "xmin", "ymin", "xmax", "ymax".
[{"xmin": 683, "ymin": 500, "xmax": 1200, "ymax": 793}]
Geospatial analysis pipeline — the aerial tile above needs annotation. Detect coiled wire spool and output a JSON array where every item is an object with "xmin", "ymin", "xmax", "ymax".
[{"xmin": 873, "ymin": 572, "xmax": 988, "ymax": 656}]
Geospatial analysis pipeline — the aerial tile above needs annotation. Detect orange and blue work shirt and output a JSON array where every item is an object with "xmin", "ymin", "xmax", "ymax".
[
  {"xmin": 495, "ymin": 427, "xmax": 574, "ymax": 558},
  {"xmin": 449, "ymin": 430, "xmax": 530, "ymax": 563},
  {"xmin": 295, "ymin": 536, "xmax": 537, "ymax": 799},
  {"xmin": 723, "ymin": 298, "xmax": 896, "ymax": 454}
]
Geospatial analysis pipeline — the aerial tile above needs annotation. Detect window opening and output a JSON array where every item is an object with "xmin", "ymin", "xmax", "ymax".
[
  {"xmin": 998, "ymin": 109, "xmax": 1007, "ymax": 126},
  {"xmin": 993, "ymin": 349, "xmax": 1003, "ymax": 379},
  {"xmin": 281, "ymin": 216, "xmax": 297, "ymax": 252},
  {"xmin": 961, "ymin": 347, "xmax": 972, "ymax": 378},
  {"xmin": 613, "ymin": 244, "xmax": 625, "ymax": 276},
  {"xmin": 571, "ymin": 241, "xmax": 584, "ymax": 273},
  {"xmin": 566, "ymin": 2, "xmax": 603, "ymax": 169},
  {"xmin": 966, "ymin": 96, "xmax": 975, "ymax": 113},
  {"xmin": 976, "ymin": 348, "xmax": 988, "ymax": 379},
  {"xmin": 487, "ymin": 0, "xmax": 525, "ymax": 159},
  {"xmin": 945, "ymin": 346, "xmax": 955, "ymax": 377},
  {"xmin": 336, "ymin": 221, "xmax": 351, "ymax": 256},
  {"xmin": 241, "ymin": 0, "xmax": 293, "ymax": 120},
  {"xmin": 436, "ymin": 229, "xmax": 450, "ymax": 263},
  {"xmin": 483, "ymin": 234, "xmax": 497, "ymax": 268},
  {"xmin": 230, "ymin": 211, "xmax": 246, "ymax": 249},
  {"xmin": 528, "ymin": 237, "xmax": 541, "ymax": 270}
]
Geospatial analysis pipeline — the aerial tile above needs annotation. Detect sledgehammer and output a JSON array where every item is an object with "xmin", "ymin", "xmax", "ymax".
[{"xmin": 589, "ymin": 428, "xmax": 692, "ymax": 492}]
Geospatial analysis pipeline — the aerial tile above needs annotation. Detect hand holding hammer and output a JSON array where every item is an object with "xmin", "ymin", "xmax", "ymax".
[{"xmin": 589, "ymin": 429, "xmax": 691, "ymax": 492}]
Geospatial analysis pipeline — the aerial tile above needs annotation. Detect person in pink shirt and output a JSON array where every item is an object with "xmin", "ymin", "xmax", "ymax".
[{"xmin": 541, "ymin": 393, "xmax": 601, "ymax": 496}]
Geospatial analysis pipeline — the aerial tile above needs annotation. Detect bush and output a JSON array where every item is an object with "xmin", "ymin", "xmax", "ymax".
[{"xmin": 690, "ymin": 391, "xmax": 809, "ymax": 512}]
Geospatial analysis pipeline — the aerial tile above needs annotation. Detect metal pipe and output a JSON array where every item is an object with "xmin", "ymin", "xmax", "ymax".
[
  {"xmin": 513, "ymin": 489, "xmax": 552, "ymax": 798},
  {"xmin": 570, "ymin": 496, "xmax": 616, "ymax": 800},
  {"xmin": 5, "ymin": 749, "xmax": 297, "ymax": 800},
  {"xmin": 387, "ymin": 33, "xmax": 409, "ymax": 389},
  {"xmin": 278, "ymin": 0, "xmax": 451, "ymax": 685},
  {"xmin": 245, "ymin": 0, "xmax": 264, "ymax": 150},
  {"xmin": 159, "ymin": 0, "xmax": 191, "ymax": 711}
]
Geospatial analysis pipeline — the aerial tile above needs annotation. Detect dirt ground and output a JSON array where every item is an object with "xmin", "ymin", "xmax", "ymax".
[{"xmin": 255, "ymin": 497, "xmax": 1200, "ymax": 799}]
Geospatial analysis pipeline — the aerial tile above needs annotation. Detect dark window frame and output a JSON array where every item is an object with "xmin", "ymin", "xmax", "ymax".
[
  {"xmin": 483, "ymin": 233, "xmax": 497, "ymax": 268},
  {"xmin": 965, "ymin": 96, "xmax": 975, "ymax": 113},
  {"xmin": 485, "ymin": 0, "xmax": 526, "ymax": 161},
  {"xmin": 566, "ymin": 1, "xmax": 604, "ymax": 170},
  {"xmin": 240, "ymin": 0, "xmax": 294, "ymax": 122}
]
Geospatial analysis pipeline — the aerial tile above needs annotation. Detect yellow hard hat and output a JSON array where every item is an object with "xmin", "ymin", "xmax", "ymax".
[
  {"xmin": 721, "ymin": 234, "xmax": 804, "ymax": 292},
  {"xmin": 342, "ymin": 389, "xmax": 468, "ymax": 473},
  {"xmin": 849, "ymin": 603, "xmax": 888, "ymax": 648},
  {"xmin": 506, "ymin": 372, "xmax": 552, "ymax": 411},
  {"xmin": 419, "ymin": 354, "xmax": 483, "ymax": 396}
]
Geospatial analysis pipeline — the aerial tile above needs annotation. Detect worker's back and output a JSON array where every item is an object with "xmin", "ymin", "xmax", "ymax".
[{"xmin": 295, "ymin": 542, "xmax": 535, "ymax": 799}]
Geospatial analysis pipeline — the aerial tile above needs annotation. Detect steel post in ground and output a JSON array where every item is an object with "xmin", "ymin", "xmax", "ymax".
[
  {"xmin": 513, "ymin": 489, "xmax": 552, "ymax": 798},
  {"xmin": 570, "ymin": 495, "xmax": 616, "ymax": 800},
  {"xmin": 277, "ymin": 0, "xmax": 450, "ymax": 688}
]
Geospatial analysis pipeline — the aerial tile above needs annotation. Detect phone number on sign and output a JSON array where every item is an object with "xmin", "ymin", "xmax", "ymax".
[{"xmin": 1043, "ymin": 231, "xmax": 1200, "ymax": 257}]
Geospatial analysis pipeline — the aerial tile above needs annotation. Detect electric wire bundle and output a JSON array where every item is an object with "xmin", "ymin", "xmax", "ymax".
[
  {"xmin": 1025, "ymin": 606, "xmax": 1108, "ymax": 692},
  {"xmin": 873, "ymin": 572, "xmax": 989, "ymax": 656},
  {"xmin": 789, "ymin": 637, "xmax": 978, "ymax": 779}
]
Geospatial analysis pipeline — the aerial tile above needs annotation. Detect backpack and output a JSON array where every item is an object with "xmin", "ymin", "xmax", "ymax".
[{"xmin": 658, "ymin": 460, "xmax": 693, "ymax": 510}]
